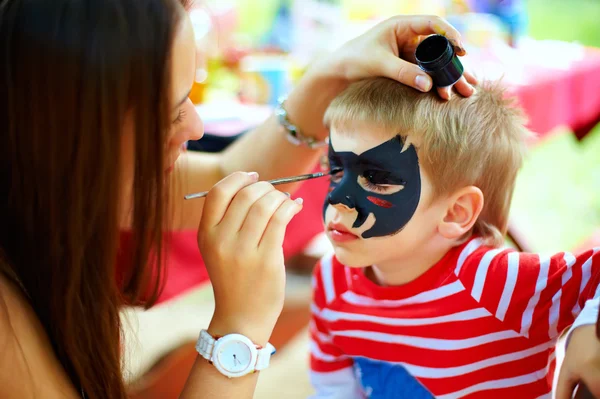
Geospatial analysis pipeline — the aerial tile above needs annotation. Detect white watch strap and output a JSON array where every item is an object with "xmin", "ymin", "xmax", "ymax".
[
  {"xmin": 255, "ymin": 343, "xmax": 276, "ymax": 370},
  {"xmin": 196, "ymin": 329, "xmax": 216, "ymax": 361},
  {"xmin": 196, "ymin": 330, "xmax": 275, "ymax": 370}
]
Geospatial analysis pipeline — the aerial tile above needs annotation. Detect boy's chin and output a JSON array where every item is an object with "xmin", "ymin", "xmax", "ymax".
[{"xmin": 333, "ymin": 246, "xmax": 372, "ymax": 268}]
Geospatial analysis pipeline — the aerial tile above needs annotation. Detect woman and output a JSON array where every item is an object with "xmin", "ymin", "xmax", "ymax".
[{"xmin": 0, "ymin": 0, "xmax": 474, "ymax": 398}]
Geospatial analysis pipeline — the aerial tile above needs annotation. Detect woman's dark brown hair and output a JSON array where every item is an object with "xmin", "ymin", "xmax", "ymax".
[{"xmin": 0, "ymin": 0, "xmax": 186, "ymax": 397}]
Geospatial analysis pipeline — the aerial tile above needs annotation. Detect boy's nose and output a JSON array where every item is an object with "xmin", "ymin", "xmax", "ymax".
[
  {"xmin": 329, "ymin": 186, "xmax": 355, "ymax": 209},
  {"xmin": 332, "ymin": 201, "xmax": 354, "ymax": 213}
]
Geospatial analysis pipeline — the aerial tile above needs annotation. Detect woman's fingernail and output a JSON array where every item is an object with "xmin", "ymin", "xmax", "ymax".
[
  {"xmin": 415, "ymin": 75, "xmax": 431, "ymax": 92},
  {"xmin": 446, "ymin": 88, "xmax": 452, "ymax": 100},
  {"xmin": 450, "ymin": 39, "xmax": 466, "ymax": 54},
  {"xmin": 294, "ymin": 198, "xmax": 304, "ymax": 205},
  {"xmin": 248, "ymin": 172, "xmax": 259, "ymax": 181}
]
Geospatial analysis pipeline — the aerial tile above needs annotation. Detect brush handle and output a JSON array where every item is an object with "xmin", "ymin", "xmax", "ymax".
[
  {"xmin": 267, "ymin": 172, "xmax": 326, "ymax": 185},
  {"xmin": 184, "ymin": 172, "xmax": 328, "ymax": 200}
]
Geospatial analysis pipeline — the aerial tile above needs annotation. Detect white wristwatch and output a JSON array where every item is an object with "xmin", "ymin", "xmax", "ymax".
[{"xmin": 196, "ymin": 329, "xmax": 276, "ymax": 378}]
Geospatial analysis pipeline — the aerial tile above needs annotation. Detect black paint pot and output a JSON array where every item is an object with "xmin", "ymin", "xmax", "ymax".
[{"xmin": 415, "ymin": 34, "xmax": 464, "ymax": 88}]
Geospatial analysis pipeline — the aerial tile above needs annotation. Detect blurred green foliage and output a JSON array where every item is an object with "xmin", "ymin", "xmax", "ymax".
[{"xmin": 527, "ymin": 0, "xmax": 600, "ymax": 48}]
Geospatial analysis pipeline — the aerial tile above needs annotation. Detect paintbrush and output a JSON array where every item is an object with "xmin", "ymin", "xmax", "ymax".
[{"xmin": 184, "ymin": 169, "xmax": 341, "ymax": 200}]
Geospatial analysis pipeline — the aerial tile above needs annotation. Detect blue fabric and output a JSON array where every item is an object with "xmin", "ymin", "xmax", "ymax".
[{"xmin": 353, "ymin": 357, "xmax": 434, "ymax": 399}]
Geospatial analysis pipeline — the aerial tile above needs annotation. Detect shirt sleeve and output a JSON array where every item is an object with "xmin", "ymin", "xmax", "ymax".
[
  {"xmin": 309, "ymin": 257, "xmax": 362, "ymax": 399},
  {"xmin": 456, "ymin": 244, "xmax": 600, "ymax": 340},
  {"xmin": 564, "ymin": 291, "xmax": 599, "ymax": 346}
]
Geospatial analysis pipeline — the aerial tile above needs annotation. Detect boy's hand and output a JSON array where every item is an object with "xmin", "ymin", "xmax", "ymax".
[
  {"xmin": 328, "ymin": 15, "xmax": 477, "ymax": 100},
  {"xmin": 556, "ymin": 325, "xmax": 600, "ymax": 399}
]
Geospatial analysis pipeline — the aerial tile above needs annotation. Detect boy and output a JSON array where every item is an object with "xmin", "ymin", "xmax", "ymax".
[{"xmin": 309, "ymin": 78, "xmax": 599, "ymax": 398}]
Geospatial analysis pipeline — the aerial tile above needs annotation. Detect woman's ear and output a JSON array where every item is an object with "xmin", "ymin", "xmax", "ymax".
[{"xmin": 438, "ymin": 186, "xmax": 484, "ymax": 240}]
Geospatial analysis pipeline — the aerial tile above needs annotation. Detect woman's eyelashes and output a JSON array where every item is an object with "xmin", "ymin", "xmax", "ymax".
[{"xmin": 172, "ymin": 108, "xmax": 186, "ymax": 125}]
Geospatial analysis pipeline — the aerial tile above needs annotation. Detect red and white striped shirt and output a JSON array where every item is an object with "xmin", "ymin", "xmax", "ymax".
[{"xmin": 310, "ymin": 238, "xmax": 600, "ymax": 399}]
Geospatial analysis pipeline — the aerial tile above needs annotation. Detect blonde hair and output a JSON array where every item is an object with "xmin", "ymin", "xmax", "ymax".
[{"xmin": 324, "ymin": 78, "xmax": 530, "ymax": 247}]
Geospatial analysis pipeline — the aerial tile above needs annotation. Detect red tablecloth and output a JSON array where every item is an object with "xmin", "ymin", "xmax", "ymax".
[
  {"xmin": 116, "ymin": 47, "xmax": 600, "ymax": 304},
  {"xmin": 510, "ymin": 48, "xmax": 600, "ymax": 139}
]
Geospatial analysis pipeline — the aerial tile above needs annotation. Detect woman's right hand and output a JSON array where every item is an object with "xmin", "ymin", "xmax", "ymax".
[{"xmin": 197, "ymin": 171, "xmax": 303, "ymax": 345}]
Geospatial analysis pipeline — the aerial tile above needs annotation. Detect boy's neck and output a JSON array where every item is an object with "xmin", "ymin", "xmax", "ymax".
[{"xmin": 367, "ymin": 239, "xmax": 455, "ymax": 287}]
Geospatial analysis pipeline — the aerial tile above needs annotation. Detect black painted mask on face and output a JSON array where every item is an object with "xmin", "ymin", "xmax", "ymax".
[{"xmin": 324, "ymin": 135, "xmax": 421, "ymax": 239}]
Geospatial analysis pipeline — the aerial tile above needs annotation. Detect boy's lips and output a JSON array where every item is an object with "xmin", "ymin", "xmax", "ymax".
[{"xmin": 327, "ymin": 223, "xmax": 359, "ymax": 242}]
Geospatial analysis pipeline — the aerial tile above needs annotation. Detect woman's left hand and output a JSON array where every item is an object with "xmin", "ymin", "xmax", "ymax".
[
  {"xmin": 324, "ymin": 15, "xmax": 477, "ymax": 100},
  {"xmin": 283, "ymin": 15, "xmax": 477, "ymax": 152}
]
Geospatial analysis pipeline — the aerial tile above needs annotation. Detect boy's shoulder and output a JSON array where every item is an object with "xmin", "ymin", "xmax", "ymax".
[
  {"xmin": 440, "ymin": 237, "xmax": 528, "ymax": 285},
  {"xmin": 455, "ymin": 237, "xmax": 600, "ymax": 276},
  {"xmin": 453, "ymin": 237, "xmax": 516, "ymax": 271}
]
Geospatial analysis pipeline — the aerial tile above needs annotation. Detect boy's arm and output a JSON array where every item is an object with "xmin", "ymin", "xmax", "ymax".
[
  {"xmin": 567, "ymin": 293, "xmax": 599, "ymax": 342},
  {"xmin": 457, "ymin": 243, "xmax": 600, "ymax": 340},
  {"xmin": 309, "ymin": 258, "xmax": 362, "ymax": 399},
  {"xmin": 556, "ymin": 287, "xmax": 600, "ymax": 399}
]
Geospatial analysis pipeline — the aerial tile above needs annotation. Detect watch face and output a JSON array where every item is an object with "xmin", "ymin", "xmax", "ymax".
[{"xmin": 216, "ymin": 340, "xmax": 253, "ymax": 374}]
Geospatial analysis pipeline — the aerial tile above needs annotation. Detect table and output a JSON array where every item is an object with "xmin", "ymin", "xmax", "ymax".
[{"xmin": 510, "ymin": 48, "xmax": 600, "ymax": 140}]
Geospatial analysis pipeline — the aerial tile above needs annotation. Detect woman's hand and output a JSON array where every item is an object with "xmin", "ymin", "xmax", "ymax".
[
  {"xmin": 197, "ymin": 172, "xmax": 303, "ymax": 346},
  {"xmin": 325, "ymin": 15, "xmax": 477, "ymax": 100}
]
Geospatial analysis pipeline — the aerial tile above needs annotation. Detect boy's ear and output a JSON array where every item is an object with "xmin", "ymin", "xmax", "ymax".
[{"xmin": 438, "ymin": 186, "xmax": 484, "ymax": 240}]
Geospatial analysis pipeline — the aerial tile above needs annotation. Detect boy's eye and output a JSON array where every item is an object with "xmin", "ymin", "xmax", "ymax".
[
  {"xmin": 330, "ymin": 168, "xmax": 344, "ymax": 183},
  {"xmin": 359, "ymin": 170, "xmax": 405, "ymax": 194},
  {"xmin": 362, "ymin": 170, "xmax": 405, "ymax": 186}
]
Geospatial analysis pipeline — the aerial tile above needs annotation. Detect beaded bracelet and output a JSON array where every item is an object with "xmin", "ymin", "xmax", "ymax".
[{"xmin": 274, "ymin": 96, "xmax": 328, "ymax": 149}]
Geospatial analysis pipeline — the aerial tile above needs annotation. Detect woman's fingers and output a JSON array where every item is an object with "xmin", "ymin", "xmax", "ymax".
[
  {"xmin": 464, "ymin": 70, "xmax": 478, "ymax": 85},
  {"xmin": 437, "ymin": 86, "xmax": 450, "ymax": 100},
  {"xmin": 381, "ymin": 53, "xmax": 433, "ymax": 92},
  {"xmin": 453, "ymin": 76, "xmax": 476, "ymax": 98},
  {"xmin": 436, "ymin": 75, "xmax": 476, "ymax": 100},
  {"xmin": 200, "ymin": 171, "xmax": 259, "ymax": 228},
  {"xmin": 259, "ymin": 198, "xmax": 304, "ymax": 250},
  {"xmin": 238, "ymin": 190, "xmax": 291, "ymax": 247},
  {"xmin": 390, "ymin": 15, "xmax": 465, "ymax": 54},
  {"xmin": 218, "ymin": 181, "xmax": 277, "ymax": 233},
  {"xmin": 382, "ymin": 59, "xmax": 476, "ymax": 98}
]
